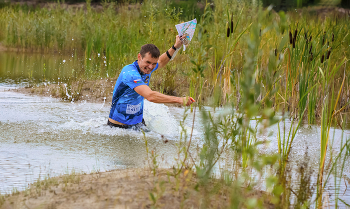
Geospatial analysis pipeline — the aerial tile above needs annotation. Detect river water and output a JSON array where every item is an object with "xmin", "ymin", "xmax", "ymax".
[{"xmin": 0, "ymin": 51, "xmax": 349, "ymax": 207}]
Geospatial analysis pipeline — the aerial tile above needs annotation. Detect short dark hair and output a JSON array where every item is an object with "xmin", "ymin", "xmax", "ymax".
[{"xmin": 140, "ymin": 44, "xmax": 160, "ymax": 58}]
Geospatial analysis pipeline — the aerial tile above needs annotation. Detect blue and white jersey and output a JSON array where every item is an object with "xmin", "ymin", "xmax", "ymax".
[{"xmin": 109, "ymin": 60, "xmax": 158, "ymax": 125}]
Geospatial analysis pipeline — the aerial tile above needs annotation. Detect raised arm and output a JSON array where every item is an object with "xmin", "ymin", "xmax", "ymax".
[
  {"xmin": 134, "ymin": 85, "xmax": 194, "ymax": 106},
  {"xmin": 157, "ymin": 35, "xmax": 183, "ymax": 69}
]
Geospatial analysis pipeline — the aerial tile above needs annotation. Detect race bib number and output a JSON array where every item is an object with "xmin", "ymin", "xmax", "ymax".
[{"xmin": 126, "ymin": 103, "xmax": 141, "ymax": 114}]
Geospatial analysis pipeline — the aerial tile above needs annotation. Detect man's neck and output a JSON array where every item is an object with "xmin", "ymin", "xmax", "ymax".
[{"xmin": 135, "ymin": 60, "xmax": 145, "ymax": 75}]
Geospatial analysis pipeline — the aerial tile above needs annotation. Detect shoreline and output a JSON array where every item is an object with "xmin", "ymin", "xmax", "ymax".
[
  {"xmin": 0, "ymin": 168, "xmax": 273, "ymax": 209},
  {"xmin": 0, "ymin": 168, "xmax": 196, "ymax": 209},
  {"xmin": 10, "ymin": 79, "xmax": 116, "ymax": 104},
  {"xmin": 7, "ymin": 75, "xmax": 185, "ymax": 108}
]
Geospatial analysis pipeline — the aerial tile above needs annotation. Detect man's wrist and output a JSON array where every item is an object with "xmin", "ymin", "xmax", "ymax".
[
  {"xmin": 174, "ymin": 44, "xmax": 181, "ymax": 49},
  {"xmin": 172, "ymin": 45, "xmax": 177, "ymax": 50}
]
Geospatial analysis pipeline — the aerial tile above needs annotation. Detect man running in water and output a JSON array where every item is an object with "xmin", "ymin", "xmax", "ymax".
[{"xmin": 108, "ymin": 35, "xmax": 195, "ymax": 130}]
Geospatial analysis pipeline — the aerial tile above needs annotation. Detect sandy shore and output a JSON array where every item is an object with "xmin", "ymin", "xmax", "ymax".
[
  {"xmin": 1, "ymin": 168, "xmax": 196, "ymax": 209},
  {"xmin": 0, "ymin": 168, "xmax": 273, "ymax": 209},
  {"xmin": 11, "ymin": 78, "xmax": 116, "ymax": 104}
]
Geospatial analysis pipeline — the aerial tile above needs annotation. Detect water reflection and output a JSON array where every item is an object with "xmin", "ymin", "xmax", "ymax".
[
  {"xmin": 0, "ymin": 51, "xmax": 115, "ymax": 85},
  {"xmin": 0, "ymin": 52, "xmax": 73, "ymax": 84}
]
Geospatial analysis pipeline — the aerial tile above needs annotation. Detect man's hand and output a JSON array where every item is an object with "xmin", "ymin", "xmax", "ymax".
[
  {"xmin": 174, "ymin": 35, "xmax": 184, "ymax": 49},
  {"xmin": 158, "ymin": 35, "xmax": 184, "ymax": 69},
  {"xmin": 182, "ymin": 96, "xmax": 195, "ymax": 106}
]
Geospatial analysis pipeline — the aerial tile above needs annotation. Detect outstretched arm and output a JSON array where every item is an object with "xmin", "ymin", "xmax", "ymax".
[
  {"xmin": 134, "ymin": 85, "xmax": 194, "ymax": 106},
  {"xmin": 157, "ymin": 35, "xmax": 183, "ymax": 69}
]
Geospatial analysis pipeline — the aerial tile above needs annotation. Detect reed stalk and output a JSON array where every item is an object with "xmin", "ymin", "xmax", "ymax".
[{"xmin": 317, "ymin": 58, "xmax": 347, "ymax": 208}]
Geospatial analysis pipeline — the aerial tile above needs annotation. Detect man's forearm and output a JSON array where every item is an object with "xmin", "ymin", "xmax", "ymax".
[
  {"xmin": 146, "ymin": 90, "xmax": 182, "ymax": 104},
  {"xmin": 158, "ymin": 35, "xmax": 183, "ymax": 68},
  {"xmin": 158, "ymin": 46, "xmax": 177, "ymax": 69}
]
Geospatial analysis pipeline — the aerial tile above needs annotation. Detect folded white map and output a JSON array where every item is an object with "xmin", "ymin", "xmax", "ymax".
[{"xmin": 175, "ymin": 18, "xmax": 197, "ymax": 51}]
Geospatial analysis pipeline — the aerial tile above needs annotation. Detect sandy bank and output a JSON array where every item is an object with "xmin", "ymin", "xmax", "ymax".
[
  {"xmin": 10, "ymin": 79, "xmax": 184, "ymax": 109},
  {"xmin": 11, "ymin": 79, "xmax": 116, "ymax": 104},
  {"xmin": 0, "ymin": 168, "xmax": 273, "ymax": 209}
]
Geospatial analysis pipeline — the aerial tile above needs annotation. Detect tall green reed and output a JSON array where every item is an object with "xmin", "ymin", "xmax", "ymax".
[
  {"xmin": 193, "ymin": 6, "xmax": 283, "ymax": 208},
  {"xmin": 317, "ymin": 58, "xmax": 348, "ymax": 208}
]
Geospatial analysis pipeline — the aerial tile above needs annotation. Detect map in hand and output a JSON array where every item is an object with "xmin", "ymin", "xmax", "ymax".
[{"xmin": 175, "ymin": 19, "xmax": 197, "ymax": 51}]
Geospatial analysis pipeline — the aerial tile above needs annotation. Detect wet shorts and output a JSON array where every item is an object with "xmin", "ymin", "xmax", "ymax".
[{"xmin": 107, "ymin": 119, "xmax": 149, "ymax": 132}]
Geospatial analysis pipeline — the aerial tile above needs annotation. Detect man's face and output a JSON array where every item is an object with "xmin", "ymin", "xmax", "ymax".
[{"xmin": 137, "ymin": 52, "xmax": 159, "ymax": 74}]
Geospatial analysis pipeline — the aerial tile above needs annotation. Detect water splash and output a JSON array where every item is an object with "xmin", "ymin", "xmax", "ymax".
[{"xmin": 143, "ymin": 100, "xmax": 179, "ymax": 136}]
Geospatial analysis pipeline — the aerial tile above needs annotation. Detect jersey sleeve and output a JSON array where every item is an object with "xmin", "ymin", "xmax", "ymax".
[{"xmin": 122, "ymin": 69, "xmax": 146, "ymax": 89}]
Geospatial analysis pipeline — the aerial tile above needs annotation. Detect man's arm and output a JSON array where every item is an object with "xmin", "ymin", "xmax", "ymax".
[
  {"xmin": 134, "ymin": 85, "xmax": 194, "ymax": 106},
  {"xmin": 157, "ymin": 35, "xmax": 183, "ymax": 69}
]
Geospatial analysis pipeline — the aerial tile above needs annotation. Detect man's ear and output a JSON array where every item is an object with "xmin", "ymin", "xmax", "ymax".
[{"xmin": 137, "ymin": 53, "xmax": 142, "ymax": 60}]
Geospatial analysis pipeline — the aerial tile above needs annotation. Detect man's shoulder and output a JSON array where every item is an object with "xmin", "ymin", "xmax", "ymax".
[
  {"xmin": 120, "ymin": 63, "xmax": 141, "ymax": 82},
  {"xmin": 121, "ymin": 63, "xmax": 138, "ymax": 74}
]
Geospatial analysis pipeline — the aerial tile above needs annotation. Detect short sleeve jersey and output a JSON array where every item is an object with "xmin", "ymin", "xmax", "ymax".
[{"xmin": 109, "ymin": 60, "xmax": 158, "ymax": 125}]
